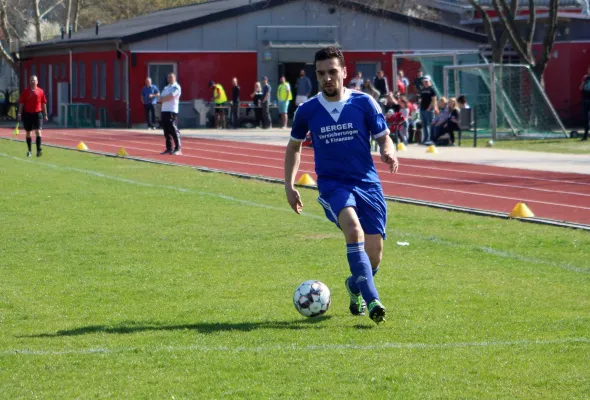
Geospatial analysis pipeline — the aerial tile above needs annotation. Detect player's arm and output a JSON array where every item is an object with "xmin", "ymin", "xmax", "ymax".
[
  {"xmin": 42, "ymin": 103, "xmax": 48, "ymax": 120},
  {"xmin": 366, "ymin": 96, "xmax": 399, "ymax": 173},
  {"xmin": 284, "ymin": 107, "xmax": 308, "ymax": 214},
  {"xmin": 376, "ymin": 134, "xmax": 398, "ymax": 173}
]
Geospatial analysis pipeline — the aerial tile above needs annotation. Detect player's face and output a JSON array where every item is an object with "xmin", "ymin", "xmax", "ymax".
[
  {"xmin": 30, "ymin": 77, "xmax": 38, "ymax": 87},
  {"xmin": 168, "ymin": 74, "xmax": 175, "ymax": 84},
  {"xmin": 316, "ymin": 58, "xmax": 347, "ymax": 99}
]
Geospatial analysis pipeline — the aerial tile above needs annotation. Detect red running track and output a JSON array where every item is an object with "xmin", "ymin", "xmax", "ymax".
[{"xmin": 2, "ymin": 128, "xmax": 590, "ymax": 226}]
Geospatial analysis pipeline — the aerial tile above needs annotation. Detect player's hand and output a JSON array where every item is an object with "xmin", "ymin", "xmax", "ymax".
[
  {"xmin": 381, "ymin": 151, "xmax": 399, "ymax": 173},
  {"xmin": 285, "ymin": 186, "xmax": 303, "ymax": 214},
  {"xmin": 17, "ymin": 113, "xmax": 21, "ymax": 122},
  {"xmin": 44, "ymin": 115, "xmax": 48, "ymax": 121}
]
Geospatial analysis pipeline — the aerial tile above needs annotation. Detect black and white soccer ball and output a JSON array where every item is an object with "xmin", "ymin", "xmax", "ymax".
[{"xmin": 293, "ymin": 280, "xmax": 331, "ymax": 317}]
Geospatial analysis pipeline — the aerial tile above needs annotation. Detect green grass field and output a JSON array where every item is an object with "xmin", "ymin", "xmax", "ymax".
[
  {"xmin": 469, "ymin": 137, "xmax": 590, "ymax": 155},
  {"xmin": 1, "ymin": 140, "xmax": 589, "ymax": 399}
]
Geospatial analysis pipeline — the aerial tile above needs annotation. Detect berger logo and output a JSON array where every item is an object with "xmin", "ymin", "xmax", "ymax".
[{"xmin": 331, "ymin": 108, "xmax": 339, "ymax": 114}]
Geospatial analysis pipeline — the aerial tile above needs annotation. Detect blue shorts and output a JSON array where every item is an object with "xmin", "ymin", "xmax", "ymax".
[
  {"xmin": 317, "ymin": 181, "xmax": 387, "ymax": 239},
  {"xmin": 278, "ymin": 100, "xmax": 290, "ymax": 114}
]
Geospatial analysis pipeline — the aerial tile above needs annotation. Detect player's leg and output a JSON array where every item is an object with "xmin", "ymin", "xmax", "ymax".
[
  {"xmin": 170, "ymin": 113, "xmax": 182, "ymax": 155},
  {"xmin": 160, "ymin": 112, "xmax": 172, "ymax": 154},
  {"xmin": 351, "ymin": 184, "xmax": 388, "ymax": 323},
  {"xmin": 338, "ymin": 207, "xmax": 384, "ymax": 323},
  {"xmin": 23, "ymin": 113, "xmax": 33, "ymax": 157},
  {"xmin": 34, "ymin": 112, "xmax": 43, "ymax": 157},
  {"xmin": 318, "ymin": 189, "xmax": 367, "ymax": 316}
]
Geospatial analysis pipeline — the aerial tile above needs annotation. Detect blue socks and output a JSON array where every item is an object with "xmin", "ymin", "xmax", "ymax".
[{"xmin": 346, "ymin": 242, "xmax": 379, "ymax": 304}]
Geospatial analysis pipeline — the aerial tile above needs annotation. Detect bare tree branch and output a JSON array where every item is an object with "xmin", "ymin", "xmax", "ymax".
[
  {"xmin": 0, "ymin": 0, "xmax": 16, "ymax": 70},
  {"xmin": 32, "ymin": 0, "xmax": 42, "ymax": 42},
  {"xmin": 526, "ymin": 0, "xmax": 535, "ymax": 55},
  {"xmin": 73, "ymin": 0, "xmax": 80, "ymax": 31},
  {"xmin": 534, "ymin": 0, "xmax": 559, "ymax": 81},
  {"xmin": 492, "ymin": 0, "xmax": 531, "ymax": 63},
  {"xmin": 65, "ymin": 0, "xmax": 72, "ymax": 30},
  {"xmin": 40, "ymin": 0, "xmax": 64, "ymax": 18}
]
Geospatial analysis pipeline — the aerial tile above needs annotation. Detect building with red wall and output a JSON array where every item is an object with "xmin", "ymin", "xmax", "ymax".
[{"xmin": 17, "ymin": 0, "xmax": 485, "ymax": 127}]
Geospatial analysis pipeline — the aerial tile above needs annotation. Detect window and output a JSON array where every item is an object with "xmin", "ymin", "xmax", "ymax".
[
  {"xmin": 53, "ymin": 64, "xmax": 59, "ymax": 78},
  {"xmin": 31, "ymin": 64, "xmax": 37, "ymax": 78},
  {"xmin": 148, "ymin": 63, "xmax": 176, "ymax": 92},
  {"xmin": 40, "ymin": 64, "xmax": 46, "ymax": 90},
  {"xmin": 92, "ymin": 61, "xmax": 98, "ymax": 99},
  {"xmin": 72, "ymin": 62, "xmax": 78, "ymax": 98},
  {"xmin": 79, "ymin": 62, "xmax": 85, "ymax": 98},
  {"xmin": 355, "ymin": 62, "xmax": 379, "ymax": 82},
  {"xmin": 61, "ymin": 63, "xmax": 66, "ymax": 78},
  {"xmin": 114, "ymin": 60, "xmax": 120, "ymax": 100},
  {"xmin": 100, "ymin": 61, "xmax": 106, "ymax": 99}
]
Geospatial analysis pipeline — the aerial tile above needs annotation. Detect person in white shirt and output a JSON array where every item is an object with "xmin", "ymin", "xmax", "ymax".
[
  {"xmin": 156, "ymin": 73, "xmax": 182, "ymax": 155},
  {"xmin": 348, "ymin": 71, "xmax": 363, "ymax": 90}
]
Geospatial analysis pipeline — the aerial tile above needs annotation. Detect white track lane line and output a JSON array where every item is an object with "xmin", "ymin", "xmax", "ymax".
[{"xmin": 30, "ymin": 134, "xmax": 590, "ymax": 211}]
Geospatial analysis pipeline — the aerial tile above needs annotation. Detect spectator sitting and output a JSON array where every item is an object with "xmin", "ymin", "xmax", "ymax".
[
  {"xmin": 457, "ymin": 94, "xmax": 470, "ymax": 109},
  {"xmin": 386, "ymin": 104, "xmax": 408, "ymax": 145},
  {"xmin": 431, "ymin": 97, "xmax": 449, "ymax": 141},
  {"xmin": 438, "ymin": 97, "xmax": 460, "ymax": 146},
  {"xmin": 362, "ymin": 79, "xmax": 381, "ymax": 102}
]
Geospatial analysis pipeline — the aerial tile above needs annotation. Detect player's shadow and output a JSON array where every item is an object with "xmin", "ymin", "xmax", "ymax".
[{"xmin": 22, "ymin": 317, "xmax": 333, "ymax": 338}]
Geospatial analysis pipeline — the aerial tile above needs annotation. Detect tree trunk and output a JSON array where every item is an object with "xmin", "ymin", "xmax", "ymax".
[
  {"xmin": 65, "ymin": 0, "xmax": 72, "ymax": 31},
  {"xmin": 73, "ymin": 0, "xmax": 81, "ymax": 32},
  {"xmin": 32, "ymin": 0, "xmax": 42, "ymax": 42}
]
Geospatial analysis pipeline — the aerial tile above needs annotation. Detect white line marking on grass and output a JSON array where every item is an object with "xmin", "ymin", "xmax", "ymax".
[
  {"xmin": 389, "ymin": 229, "xmax": 590, "ymax": 273},
  {"xmin": 1, "ymin": 152, "xmax": 585, "ymax": 273},
  {"xmin": 1, "ymin": 337, "xmax": 588, "ymax": 356},
  {"xmin": 0, "ymin": 152, "xmax": 325, "ymax": 221}
]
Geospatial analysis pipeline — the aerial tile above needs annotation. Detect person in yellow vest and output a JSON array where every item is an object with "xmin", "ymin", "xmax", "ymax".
[
  {"xmin": 209, "ymin": 80, "xmax": 228, "ymax": 129},
  {"xmin": 277, "ymin": 76, "xmax": 292, "ymax": 129}
]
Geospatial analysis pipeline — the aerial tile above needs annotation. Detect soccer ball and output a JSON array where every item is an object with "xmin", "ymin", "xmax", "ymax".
[
  {"xmin": 486, "ymin": 140, "xmax": 494, "ymax": 147},
  {"xmin": 293, "ymin": 280, "xmax": 331, "ymax": 317}
]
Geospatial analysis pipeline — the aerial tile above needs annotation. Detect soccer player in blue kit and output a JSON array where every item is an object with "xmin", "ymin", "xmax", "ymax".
[{"xmin": 284, "ymin": 46, "xmax": 399, "ymax": 324}]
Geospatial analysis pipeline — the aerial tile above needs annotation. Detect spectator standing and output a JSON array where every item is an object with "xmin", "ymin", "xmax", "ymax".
[
  {"xmin": 250, "ymin": 81, "xmax": 264, "ymax": 128},
  {"xmin": 17, "ymin": 75, "xmax": 47, "ymax": 158},
  {"xmin": 580, "ymin": 67, "xmax": 590, "ymax": 141},
  {"xmin": 141, "ymin": 77, "xmax": 159, "ymax": 130},
  {"xmin": 156, "ymin": 73, "xmax": 182, "ymax": 155},
  {"xmin": 209, "ymin": 80, "xmax": 228, "ymax": 129},
  {"xmin": 231, "ymin": 77, "xmax": 240, "ymax": 129},
  {"xmin": 373, "ymin": 70, "xmax": 389, "ymax": 98},
  {"xmin": 414, "ymin": 69, "xmax": 427, "ymax": 93},
  {"xmin": 399, "ymin": 70, "xmax": 410, "ymax": 93},
  {"xmin": 261, "ymin": 76, "xmax": 271, "ymax": 129},
  {"xmin": 419, "ymin": 77, "xmax": 437, "ymax": 144},
  {"xmin": 277, "ymin": 76, "xmax": 292, "ymax": 129},
  {"xmin": 296, "ymin": 69, "xmax": 312, "ymax": 105}
]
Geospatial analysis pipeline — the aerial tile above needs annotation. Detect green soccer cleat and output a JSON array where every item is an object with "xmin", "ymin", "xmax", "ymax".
[
  {"xmin": 345, "ymin": 277, "xmax": 366, "ymax": 316},
  {"xmin": 368, "ymin": 300, "xmax": 386, "ymax": 324}
]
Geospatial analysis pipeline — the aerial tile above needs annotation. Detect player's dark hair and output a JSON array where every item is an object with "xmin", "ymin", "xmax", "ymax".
[
  {"xmin": 315, "ymin": 46, "xmax": 345, "ymax": 67},
  {"xmin": 457, "ymin": 95, "xmax": 466, "ymax": 104}
]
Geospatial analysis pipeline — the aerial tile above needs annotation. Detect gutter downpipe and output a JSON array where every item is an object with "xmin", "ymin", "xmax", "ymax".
[
  {"xmin": 116, "ymin": 40, "xmax": 130, "ymax": 128},
  {"xmin": 69, "ymin": 48, "xmax": 72, "ymax": 103}
]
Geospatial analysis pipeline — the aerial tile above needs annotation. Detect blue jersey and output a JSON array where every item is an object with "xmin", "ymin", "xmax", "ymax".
[{"xmin": 290, "ymin": 88, "xmax": 389, "ymax": 186}]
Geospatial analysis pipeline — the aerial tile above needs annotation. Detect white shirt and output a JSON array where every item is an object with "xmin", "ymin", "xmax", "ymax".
[{"xmin": 160, "ymin": 82, "xmax": 181, "ymax": 113}]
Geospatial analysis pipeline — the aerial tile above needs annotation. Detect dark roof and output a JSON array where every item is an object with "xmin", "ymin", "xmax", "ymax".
[{"xmin": 24, "ymin": 0, "xmax": 486, "ymax": 50}]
